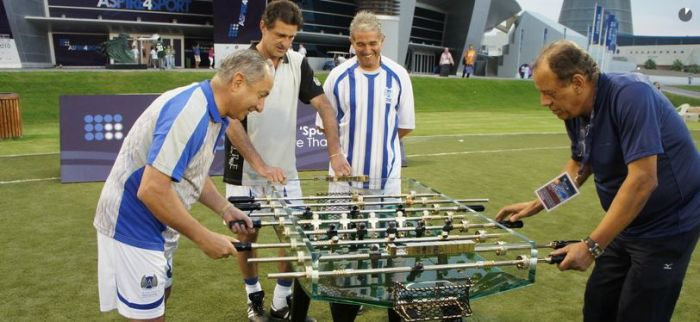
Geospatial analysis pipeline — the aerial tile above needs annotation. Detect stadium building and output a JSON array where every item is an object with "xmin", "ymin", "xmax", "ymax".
[
  {"xmin": 555, "ymin": 0, "xmax": 700, "ymax": 68},
  {"xmin": 0, "ymin": 0, "xmax": 522, "ymax": 74}
]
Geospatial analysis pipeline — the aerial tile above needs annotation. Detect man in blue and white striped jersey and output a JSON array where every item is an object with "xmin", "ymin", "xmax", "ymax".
[
  {"xmin": 317, "ymin": 10, "xmax": 415, "ymax": 196},
  {"xmin": 93, "ymin": 50, "xmax": 273, "ymax": 321}
]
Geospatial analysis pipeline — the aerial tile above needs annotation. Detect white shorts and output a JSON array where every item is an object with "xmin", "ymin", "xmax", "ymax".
[
  {"xmin": 226, "ymin": 180, "xmax": 303, "ymax": 207},
  {"xmin": 97, "ymin": 232, "xmax": 176, "ymax": 319}
]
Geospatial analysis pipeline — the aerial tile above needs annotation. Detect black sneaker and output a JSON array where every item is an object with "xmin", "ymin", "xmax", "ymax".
[
  {"xmin": 247, "ymin": 291, "xmax": 268, "ymax": 322},
  {"xmin": 269, "ymin": 295, "xmax": 316, "ymax": 322}
]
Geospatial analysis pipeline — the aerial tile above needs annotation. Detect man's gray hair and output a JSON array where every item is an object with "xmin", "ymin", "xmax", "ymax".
[
  {"xmin": 533, "ymin": 40, "xmax": 600, "ymax": 85},
  {"xmin": 349, "ymin": 11, "xmax": 384, "ymax": 38},
  {"xmin": 216, "ymin": 50, "xmax": 273, "ymax": 84}
]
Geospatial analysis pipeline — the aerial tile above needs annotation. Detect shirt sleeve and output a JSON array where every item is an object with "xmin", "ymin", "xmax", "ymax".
[
  {"xmin": 147, "ymin": 104, "xmax": 209, "ymax": 182},
  {"xmin": 397, "ymin": 70, "xmax": 416, "ymax": 129},
  {"xmin": 299, "ymin": 57, "xmax": 324, "ymax": 104},
  {"xmin": 613, "ymin": 83, "xmax": 664, "ymax": 164}
]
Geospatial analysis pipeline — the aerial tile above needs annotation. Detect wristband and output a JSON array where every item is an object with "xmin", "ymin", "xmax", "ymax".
[
  {"xmin": 583, "ymin": 236, "xmax": 604, "ymax": 258},
  {"xmin": 329, "ymin": 152, "xmax": 344, "ymax": 159}
]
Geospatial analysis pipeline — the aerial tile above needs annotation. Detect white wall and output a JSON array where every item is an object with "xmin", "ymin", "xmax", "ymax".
[
  {"xmin": 498, "ymin": 11, "xmax": 587, "ymax": 78},
  {"xmin": 616, "ymin": 45, "xmax": 700, "ymax": 66}
]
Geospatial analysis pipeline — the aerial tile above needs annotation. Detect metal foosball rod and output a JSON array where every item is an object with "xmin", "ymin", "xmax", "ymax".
[
  {"xmin": 247, "ymin": 205, "xmax": 483, "ymax": 218},
  {"xmin": 265, "ymin": 254, "xmax": 565, "ymax": 279},
  {"xmin": 236, "ymin": 198, "xmax": 488, "ymax": 210},
  {"xmin": 237, "ymin": 212, "xmax": 518, "ymax": 229},
  {"xmin": 247, "ymin": 239, "xmax": 574, "ymax": 263},
  {"xmin": 299, "ymin": 219, "xmax": 524, "ymax": 236},
  {"xmin": 227, "ymin": 191, "xmax": 451, "ymax": 203},
  {"xmin": 232, "ymin": 231, "xmax": 505, "ymax": 252},
  {"xmin": 230, "ymin": 193, "xmax": 425, "ymax": 203}
]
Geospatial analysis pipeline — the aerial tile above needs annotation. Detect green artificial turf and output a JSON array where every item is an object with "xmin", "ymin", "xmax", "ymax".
[{"xmin": 1, "ymin": 71, "xmax": 699, "ymax": 321}]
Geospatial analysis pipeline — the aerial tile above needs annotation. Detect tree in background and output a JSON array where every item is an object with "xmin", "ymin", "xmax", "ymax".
[
  {"xmin": 644, "ymin": 58, "xmax": 657, "ymax": 70},
  {"xmin": 686, "ymin": 64, "xmax": 700, "ymax": 74},
  {"xmin": 671, "ymin": 59, "xmax": 684, "ymax": 71}
]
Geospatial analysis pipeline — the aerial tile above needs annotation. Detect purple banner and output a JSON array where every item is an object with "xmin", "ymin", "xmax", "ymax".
[
  {"xmin": 60, "ymin": 94, "xmax": 328, "ymax": 183},
  {"xmin": 213, "ymin": 0, "xmax": 265, "ymax": 44},
  {"xmin": 296, "ymin": 102, "xmax": 330, "ymax": 170}
]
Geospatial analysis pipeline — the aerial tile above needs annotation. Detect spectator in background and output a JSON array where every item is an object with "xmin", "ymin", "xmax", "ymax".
[
  {"xmin": 131, "ymin": 46, "xmax": 139, "ymax": 64},
  {"xmin": 156, "ymin": 39, "xmax": 166, "ymax": 70},
  {"xmin": 654, "ymin": 81, "xmax": 662, "ymax": 90},
  {"xmin": 150, "ymin": 47, "xmax": 158, "ymax": 69},
  {"xmin": 462, "ymin": 44, "xmax": 476, "ymax": 78},
  {"xmin": 439, "ymin": 47, "xmax": 454, "ymax": 77},
  {"xmin": 166, "ymin": 45, "xmax": 175, "ymax": 69},
  {"xmin": 297, "ymin": 43, "xmax": 307, "ymax": 57},
  {"xmin": 193, "ymin": 43, "xmax": 201, "ymax": 68},
  {"xmin": 209, "ymin": 46, "xmax": 216, "ymax": 69},
  {"xmin": 519, "ymin": 63, "xmax": 531, "ymax": 79}
]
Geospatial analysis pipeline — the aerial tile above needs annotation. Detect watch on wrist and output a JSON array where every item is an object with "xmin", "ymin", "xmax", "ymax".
[{"xmin": 583, "ymin": 236, "xmax": 604, "ymax": 258}]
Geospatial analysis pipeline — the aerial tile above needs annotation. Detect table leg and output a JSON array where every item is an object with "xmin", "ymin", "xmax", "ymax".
[
  {"xmin": 291, "ymin": 279, "xmax": 311, "ymax": 322},
  {"xmin": 329, "ymin": 303, "xmax": 361, "ymax": 322},
  {"xmin": 388, "ymin": 308, "xmax": 402, "ymax": 322}
]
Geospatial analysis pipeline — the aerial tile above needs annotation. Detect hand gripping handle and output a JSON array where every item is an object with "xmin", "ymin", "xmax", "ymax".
[{"xmin": 228, "ymin": 219, "xmax": 262, "ymax": 230}]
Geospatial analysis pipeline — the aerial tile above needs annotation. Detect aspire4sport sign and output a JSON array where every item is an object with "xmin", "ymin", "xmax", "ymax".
[{"xmin": 95, "ymin": 0, "xmax": 193, "ymax": 13}]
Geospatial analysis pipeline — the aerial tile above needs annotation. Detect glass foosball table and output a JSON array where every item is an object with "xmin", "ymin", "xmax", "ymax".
[{"xmin": 229, "ymin": 177, "xmax": 566, "ymax": 322}]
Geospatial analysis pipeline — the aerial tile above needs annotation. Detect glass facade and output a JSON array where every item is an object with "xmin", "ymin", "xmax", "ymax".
[
  {"xmin": 410, "ymin": 7, "xmax": 445, "ymax": 47},
  {"xmin": 296, "ymin": 0, "xmax": 357, "ymax": 58}
]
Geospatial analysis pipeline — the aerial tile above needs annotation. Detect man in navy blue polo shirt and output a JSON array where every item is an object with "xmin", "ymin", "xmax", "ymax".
[{"xmin": 496, "ymin": 40, "xmax": 700, "ymax": 322}]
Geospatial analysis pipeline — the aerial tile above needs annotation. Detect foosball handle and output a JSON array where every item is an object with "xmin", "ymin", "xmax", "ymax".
[
  {"xmin": 466, "ymin": 205, "xmax": 485, "ymax": 212},
  {"xmin": 232, "ymin": 242, "xmax": 252, "ymax": 252},
  {"xmin": 227, "ymin": 196, "xmax": 256, "ymax": 204},
  {"xmin": 547, "ymin": 254, "xmax": 565, "ymax": 264},
  {"xmin": 235, "ymin": 203, "xmax": 261, "ymax": 211},
  {"xmin": 228, "ymin": 219, "xmax": 262, "ymax": 230},
  {"xmin": 549, "ymin": 240, "xmax": 579, "ymax": 249},
  {"xmin": 498, "ymin": 220, "xmax": 524, "ymax": 228}
]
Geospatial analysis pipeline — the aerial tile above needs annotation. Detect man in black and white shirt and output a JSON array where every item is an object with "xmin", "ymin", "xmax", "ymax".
[{"xmin": 223, "ymin": 1, "xmax": 351, "ymax": 321}]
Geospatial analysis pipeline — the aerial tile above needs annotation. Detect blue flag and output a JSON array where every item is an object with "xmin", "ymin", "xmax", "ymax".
[
  {"xmin": 605, "ymin": 14, "xmax": 618, "ymax": 51},
  {"xmin": 592, "ymin": 4, "xmax": 603, "ymax": 43}
]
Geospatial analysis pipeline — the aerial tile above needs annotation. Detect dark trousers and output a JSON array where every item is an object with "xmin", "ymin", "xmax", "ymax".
[
  {"xmin": 462, "ymin": 65, "xmax": 473, "ymax": 78},
  {"xmin": 583, "ymin": 223, "xmax": 700, "ymax": 322},
  {"xmin": 439, "ymin": 64, "xmax": 451, "ymax": 77}
]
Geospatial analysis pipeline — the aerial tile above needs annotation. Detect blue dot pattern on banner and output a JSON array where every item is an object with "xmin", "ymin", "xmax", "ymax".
[{"xmin": 83, "ymin": 114, "xmax": 124, "ymax": 142}]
